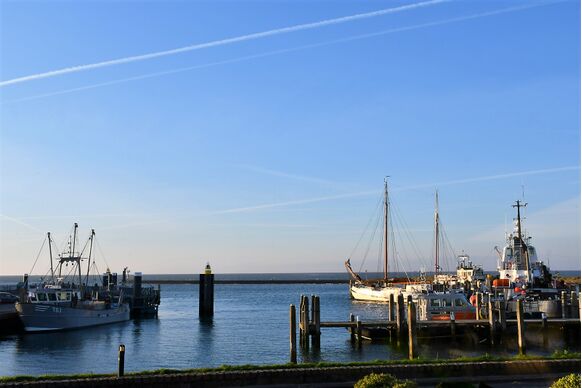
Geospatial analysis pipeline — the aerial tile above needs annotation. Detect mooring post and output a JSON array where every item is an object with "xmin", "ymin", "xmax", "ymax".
[
  {"xmin": 356, "ymin": 316, "xmax": 362, "ymax": 346},
  {"xmin": 498, "ymin": 299, "xmax": 507, "ymax": 330},
  {"xmin": 118, "ymin": 344, "xmax": 125, "ymax": 377},
  {"xmin": 290, "ymin": 304, "xmax": 297, "ymax": 364},
  {"xmin": 570, "ymin": 291, "xmax": 578, "ymax": 318},
  {"xmin": 396, "ymin": 294, "xmax": 405, "ymax": 338},
  {"xmin": 450, "ymin": 311, "xmax": 456, "ymax": 338},
  {"xmin": 561, "ymin": 291, "xmax": 567, "ymax": 319},
  {"xmin": 302, "ymin": 296, "xmax": 310, "ymax": 349},
  {"xmin": 407, "ymin": 301, "xmax": 417, "ymax": 360},
  {"xmin": 488, "ymin": 295, "xmax": 495, "ymax": 342},
  {"xmin": 299, "ymin": 295, "xmax": 305, "ymax": 348},
  {"xmin": 312, "ymin": 296, "xmax": 321, "ymax": 348},
  {"xmin": 199, "ymin": 264, "xmax": 214, "ymax": 317},
  {"xmin": 388, "ymin": 294, "xmax": 394, "ymax": 322},
  {"xmin": 475, "ymin": 292, "xmax": 481, "ymax": 320},
  {"xmin": 517, "ymin": 299, "xmax": 526, "ymax": 355},
  {"xmin": 349, "ymin": 313, "xmax": 356, "ymax": 344}
]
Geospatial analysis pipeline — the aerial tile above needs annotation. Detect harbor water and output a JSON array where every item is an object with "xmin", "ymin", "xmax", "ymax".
[{"xmin": 0, "ymin": 279, "xmax": 580, "ymax": 377}]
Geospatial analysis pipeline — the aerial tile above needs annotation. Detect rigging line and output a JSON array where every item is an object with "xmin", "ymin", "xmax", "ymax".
[
  {"xmin": 358, "ymin": 207, "xmax": 383, "ymax": 273},
  {"xmin": 28, "ymin": 237, "xmax": 46, "ymax": 276},
  {"xmin": 390, "ymin": 208, "xmax": 413, "ymax": 281},
  {"xmin": 349, "ymin": 191, "xmax": 383, "ymax": 260},
  {"xmin": 94, "ymin": 237, "xmax": 111, "ymax": 271},
  {"xmin": 390, "ymin": 200, "xmax": 430, "ymax": 271}
]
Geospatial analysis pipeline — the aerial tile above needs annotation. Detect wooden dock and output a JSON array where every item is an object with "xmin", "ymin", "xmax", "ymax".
[{"xmin": 289, "ymin": 293, "xmax": 581, "ymax": 363}]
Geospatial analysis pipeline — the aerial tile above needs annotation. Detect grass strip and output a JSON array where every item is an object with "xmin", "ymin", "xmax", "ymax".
[{"xmin": 1, "ymin": 351, "xmax": 579, "ymax": 383}]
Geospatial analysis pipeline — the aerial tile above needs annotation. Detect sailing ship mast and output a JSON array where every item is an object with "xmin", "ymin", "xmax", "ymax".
[
  {"xmin": 383, "ymin": 177, "xmax": 389, "ymax": 283},
  {"xmin": 434, "ymin": 190, "xmax": 440, "ymax": 275}
]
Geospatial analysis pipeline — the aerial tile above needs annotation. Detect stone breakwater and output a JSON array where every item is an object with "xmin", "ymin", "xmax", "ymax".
[{"xmin": 1, "ymin": 359, "xmax": 579, "ymax": 387}]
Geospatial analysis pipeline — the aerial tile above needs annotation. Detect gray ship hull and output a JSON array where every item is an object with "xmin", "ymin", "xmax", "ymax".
[{"xmin": 15, "ymin": 302, "xmax": 130, "ymax": 332}]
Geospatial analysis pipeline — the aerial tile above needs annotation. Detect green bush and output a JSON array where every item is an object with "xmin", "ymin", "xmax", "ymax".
[
  {"xmin": 354, "ymin": 373, "xmax": 417, "ymax": 388},
  {"xmin": 550, "ymin": 374, "xmax": 581, "ymax": 388}
]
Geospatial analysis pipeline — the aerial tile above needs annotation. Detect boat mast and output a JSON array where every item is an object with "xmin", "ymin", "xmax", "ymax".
[
  {"xmin": 383, "ymin": 177, "xmax": 389, "ymax": 282},
  {"xmin": 72, "ymin": 223, "xmax": 82, "ymax": 286},
  {"xmin": 48, "ymin": 232, "xmax": 54, "ymax": 281},
  {"xmin": 86, "ymin": 229, "xmax": 95, "ymax": 286},
  {"xmin": 434, "ymin": 190, "xmax": 440, "ymax": 275},
  {"xmin": 512, "ymin": 200, "xmax": 530, "ymax": 281}
]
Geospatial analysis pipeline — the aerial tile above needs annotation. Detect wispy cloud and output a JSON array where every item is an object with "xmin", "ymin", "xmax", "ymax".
[
  {"xmin": 238, "ymin": 164, "xmax": 342, "ymax": 187},
  {"xmin": 0, "ymin": 0, "xmax": 447, "ymax": 87},
  {"xmin": 2, "ymin": 1, "xmax": 560, "ymax": 104}
]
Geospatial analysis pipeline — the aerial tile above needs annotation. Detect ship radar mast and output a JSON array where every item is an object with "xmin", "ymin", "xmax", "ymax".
[{"xmin": 512, "ymin": 200, "xmax": 530, "ymax": 282}]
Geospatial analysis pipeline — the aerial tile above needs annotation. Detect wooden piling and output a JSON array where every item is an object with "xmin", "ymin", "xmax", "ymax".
[
  {"xmin": 356, "ymin": 317, "xmax": 362, "ymax": 345},
  {"xmin": 561, "ymin": 291, "xmax": 568, "ymax": 319},
  {"xmin": 302, "ymin": 296, "xmax": 310, "ymax": 349},
  {"xmin": 349, "ymin": 313, "xmax": 355, "ymax": 344},
  {"xmin": 498, "ymin": 299, "xmax": 507, "ymax": 331},
  {"xmin": 450, "ymin": 311, "xmax": 456, "ymax": 338},
  {"xmin": 488, "ymin": 296, "xmax": 495, "ymax": 341},
  {"xmin": 516, "ymin": 299, "xmax": 526, "ymax": 355},
  {"xmin": 312, "ymin": 296, "xmax": 321, "ymax": 348},
  {"xmin": 475, "ymin": 292, "xmax": 481, "ymax": 320},
  {"xmin": 388, "ymin": 294, "xmax": 394, "ymax": 322},
  {"xmin": 396, "ymin": 294, "xmax": 404, "ymax": 337},
  {"xmin": 407, "ymin": 301, "xmax": 417, "ymax": 360},
  {"xmin": 118, "ymin": 344, "xmax": 125, "ymax": 377},
  {"xmin": 289, "ymin": 304, "xmax": 297, "ymax": 364},
  {"xmin": 570, "ymin": 291, "xmax": 578, "ymax": 318}
]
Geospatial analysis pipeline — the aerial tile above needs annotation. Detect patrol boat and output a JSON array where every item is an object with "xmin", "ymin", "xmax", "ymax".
[{"xmin": 16, "ymin": 224, "xmax": 130, "ymax": 332}]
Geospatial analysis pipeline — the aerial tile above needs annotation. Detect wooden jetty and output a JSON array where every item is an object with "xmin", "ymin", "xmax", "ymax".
[{"xmin": 289, "ymin": 293, "xmax": 581, "ymax": 363}]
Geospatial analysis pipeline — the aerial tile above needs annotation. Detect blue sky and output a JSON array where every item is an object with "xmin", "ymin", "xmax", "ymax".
[{"xmin": 0, "ymin": 0, "xmax": 580, "ymax": 275}]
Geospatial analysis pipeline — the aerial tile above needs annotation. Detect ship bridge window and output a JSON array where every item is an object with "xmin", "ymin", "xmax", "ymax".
[
  {"xmin": 47, "ymin": 293, "xmax": 57, "ymax": 301},
  {"xmin": 454, "ymin": 298, "xmax": 465, "ymax": 307},
  {"xmin": 505, "ymin": 248, "xmax": 513, "ymax": 258},
  {"xmin": 442, "ymin": 299, "xmax": 453, "ymax": 307},
  {"xmin": 37, "ymin": 293, "xmax": 47, "ymax": 302},
  {"xmin": 430, "ymin": 299, "xmax": 441, "ymax": 307},
  {"xmin": 528, "ymin": 247, "xmax": 536, "ymax": 255},
  {"xmin": 57, "ymin": 292, "xmax": 70, "ymax": 301}
]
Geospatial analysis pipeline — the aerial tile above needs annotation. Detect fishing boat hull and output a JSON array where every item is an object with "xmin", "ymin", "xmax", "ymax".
[{"xmin": 15, "ymin": 302, "xmax": 130, "ymax": 332}]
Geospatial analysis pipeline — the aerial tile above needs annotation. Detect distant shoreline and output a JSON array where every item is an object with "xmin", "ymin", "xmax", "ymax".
[{"xmin": 142, "ymin": 279, "xmax": 349, "ymax": 285}]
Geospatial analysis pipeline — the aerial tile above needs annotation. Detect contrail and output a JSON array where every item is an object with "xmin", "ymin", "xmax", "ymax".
[
  {"xmin": 393, "ymin": 166, "xmax": 580, "ymax": 192},
  {"xmin": 0, "ymin": 214, "xmax": 45, "ymax": 233},
  {"xmin": 2, "ymin": 0, "xmax": 561, "ymax": 104},
  {"xmin": 0, "ymin": 0, "xmax": 447, "ymax": 87},
  {"xmin": 4, "ymin": 165, "xmax": 577, "ymax": 232}
]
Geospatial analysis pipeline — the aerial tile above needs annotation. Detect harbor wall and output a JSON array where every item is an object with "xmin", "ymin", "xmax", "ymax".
[{"xmin": 1, "ymin": 359, "xmax": 579, "ymax": 387}]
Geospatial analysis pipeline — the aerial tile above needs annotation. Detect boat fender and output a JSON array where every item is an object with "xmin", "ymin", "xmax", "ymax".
[{"xmin": 469, "ymin": 294, "xmax": 477, "ymax": 307}]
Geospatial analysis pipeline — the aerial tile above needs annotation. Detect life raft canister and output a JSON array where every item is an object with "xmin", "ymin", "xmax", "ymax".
[{"xmin": 493, "ymin": 279, "xmax": 510, "ymax": 288}]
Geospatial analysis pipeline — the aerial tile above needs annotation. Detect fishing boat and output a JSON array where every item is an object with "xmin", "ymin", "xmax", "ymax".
[
  {"xmin": 15, "ymin": 224, "xmax": 130, "ymax": 332},
  {"xmin": 494, "ymin": 200, "xmax": 553, "ymax": 288},
  {"xmin": 345, "ymin": 178, "xmax": 431, "ymax": 302}
]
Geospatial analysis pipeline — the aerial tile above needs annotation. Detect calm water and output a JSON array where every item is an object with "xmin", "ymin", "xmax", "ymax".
[{"xmin": 0, "ymin": 282, "xmax": 579, "ymax": 377}]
